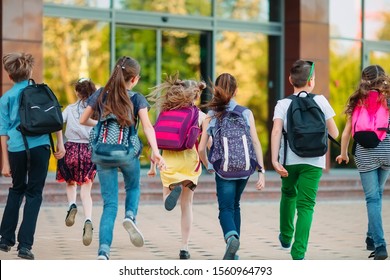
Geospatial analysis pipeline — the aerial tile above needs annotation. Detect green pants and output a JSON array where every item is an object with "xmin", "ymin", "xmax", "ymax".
[{"xmin": 279, "ymin": 164, "xmax": 322, "ymax": 260}]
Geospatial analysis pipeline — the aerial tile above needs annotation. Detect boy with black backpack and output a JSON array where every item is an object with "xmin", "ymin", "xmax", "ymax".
[
  {"xmin": 0, "ymin": 52, "xmax": 65, "ymax": 260},
  {"xmin": 270, "ymin": 60, "xmax": 339, "ymax": 260}
]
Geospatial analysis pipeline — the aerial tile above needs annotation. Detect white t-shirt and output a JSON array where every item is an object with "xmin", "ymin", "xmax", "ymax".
[
  {"xmin": 62, "ymin": 101, "xmax": 93, "ymax": 143},
  {"xmin": 272, "ymin": 92, "xmax": 336, "ymax": 169}
]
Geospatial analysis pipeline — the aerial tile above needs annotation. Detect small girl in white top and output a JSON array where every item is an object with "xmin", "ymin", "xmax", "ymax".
[{"xmin": 56, "ymin": 78, "xmax": 97, "ymax": 246}]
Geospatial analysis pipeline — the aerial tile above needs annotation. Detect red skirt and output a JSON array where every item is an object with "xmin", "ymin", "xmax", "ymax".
[{"xmin": 56, "ymin": 142, "xmax": 96, "ymax": 185}]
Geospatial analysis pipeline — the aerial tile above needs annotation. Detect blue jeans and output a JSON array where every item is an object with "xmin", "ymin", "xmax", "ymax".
[
  {"xmin": 359, "ymin": 168, "xmax": 390, "ymax": 248},
  {"xmin": 215, "ymin": 174, "xmax": 248, "ymax": 242},
  {"xmin": 96, "ymin": 158, "xmax": 141, "ymax": 255}
]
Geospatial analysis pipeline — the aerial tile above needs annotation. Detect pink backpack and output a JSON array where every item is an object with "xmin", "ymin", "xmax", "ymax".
[
  {"xmin": 352, "ymin": 90, "xmax": 389, "ymax": 148},
  {"xmin": 154, "ymin": 105, "xmax": 200, "ymax": 151}
]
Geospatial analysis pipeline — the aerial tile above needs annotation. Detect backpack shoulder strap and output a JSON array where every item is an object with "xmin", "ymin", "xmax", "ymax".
[{"xmin": 233, "ymin": 105, "xmax": 247, "ymax": 114}]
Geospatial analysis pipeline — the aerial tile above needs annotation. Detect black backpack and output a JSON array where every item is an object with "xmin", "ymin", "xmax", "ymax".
[
  {"xmin": 282, "ymin": 91, "xmax": 328, "ymax": 164},
  {"xmin": 18, "ymin": 79, "xmax": 63, "ymax": 168}
]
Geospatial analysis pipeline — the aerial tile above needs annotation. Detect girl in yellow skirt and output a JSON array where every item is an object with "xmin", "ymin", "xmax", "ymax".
[{"xmin": 147, "ymin": 73, "xmax": 206, "ymax": 259}]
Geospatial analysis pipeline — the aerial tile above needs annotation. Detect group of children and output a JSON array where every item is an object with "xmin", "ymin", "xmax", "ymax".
[{"xmin": 0, "ymin": 52, "xmax": 389, "ymax": 261}]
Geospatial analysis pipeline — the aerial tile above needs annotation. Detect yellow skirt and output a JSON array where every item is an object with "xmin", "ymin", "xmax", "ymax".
[{"xmin": 160, "ymin": 147, "xmax": 202, "ymax": 188}]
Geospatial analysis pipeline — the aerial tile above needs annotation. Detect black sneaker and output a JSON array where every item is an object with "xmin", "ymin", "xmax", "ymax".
[
  {"xmin": 223, "ymin": 236, "xmax": 240, "ymax": 260},
  {"xmin": 0, "ymin": 240, "xmax": 11, "ymax": 252},
  {"xmin": 65, "ymin": 203, "xmax": 77, "ymax": 227},
  {"xmin": 165, "ymin": 186, "xmax": 182, "ymax": 211},
  {"xmin": 17, "ymin": 247, "xmax": 34, "ymax": 260},
  {"xmin": 279, "ymin": 233, "xmax": 291, "ymax": 249},
  {"xmin": 369, "ymin": 245, "xmax": 388, "ymax": 260},
  {"xmin": 179, "ymin": 250, "xmax": 190, "ymax": 259},
  {"xmin": 366, "ymin": 237, "xmax": 375, "ymax": 251},
  {"xmin": 82, "ymin": 219, "xmax": 93, "ymax": 246},
  {"xmin": 185, "ymin": 182, "xmax": 197, "ymax": 191}
]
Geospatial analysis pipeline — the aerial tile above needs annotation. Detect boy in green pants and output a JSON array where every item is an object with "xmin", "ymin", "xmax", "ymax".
[{"xmin": 270, "ymin": 60, "xmax": 339, "ymax": 260}]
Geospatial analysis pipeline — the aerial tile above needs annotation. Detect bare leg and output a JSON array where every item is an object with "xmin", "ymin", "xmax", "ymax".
[
  {"xmin": 180, "ymin": 186, "xmax": 194, "ymax": 251},
  {"xmin": 80, "ymin": 181, "xmax": 93, "ymax": 221},
  {"xmin": 66, "ymin": 183, "xmax": 77, "ymax": 206}
]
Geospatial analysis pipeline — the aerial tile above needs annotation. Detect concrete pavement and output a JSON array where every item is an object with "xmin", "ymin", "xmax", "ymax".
[{"xmin": 0, "ymin": 198, "xmax": 389, "ymax": 260}]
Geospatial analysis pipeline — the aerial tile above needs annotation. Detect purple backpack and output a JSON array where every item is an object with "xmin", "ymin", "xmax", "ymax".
[
  {"xmin": 208, "ymin": 105, "xmax": 259, "ymax": 178},
  {"xmin": 154, "ymin": 105, "xmax": 200, "ymax": 151}
]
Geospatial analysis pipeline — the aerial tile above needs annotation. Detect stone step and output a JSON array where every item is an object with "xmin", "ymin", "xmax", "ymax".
[{"xmin": 1, "ymin": 170, "xmax": 388, "ymax": 205}]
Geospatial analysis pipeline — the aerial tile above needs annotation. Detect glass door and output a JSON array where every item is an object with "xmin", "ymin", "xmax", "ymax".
[
  {"xmin": 115, "ymin": 26, "xmax": 212, "ymax": 94},
  {"xmin": 115, "ymin": 26, "xmax": 212, "ymax": 165},
  {"xmin": 363, "ymin": 42, "xmax": 390, "ymax": 74}
]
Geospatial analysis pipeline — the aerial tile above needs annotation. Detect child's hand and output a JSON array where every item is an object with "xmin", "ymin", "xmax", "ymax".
[
  {"xmin": 335, "ymin": 154, "xmax": 349, "ymax": 164},
  {"xmin": 1, "ymin": 162, "xmax": 11, "ymax": 177},
  {"xmin": 152, "ymin": 153, "xmax": 167, "ymax": 171},
  {"xmin": 147, "ymin": 163, "xmax": 157, "ymax": 177},
  {"xmin": 54, "ymin": 145, "xmax": 66, "ymax": 159},
  {"xmin": 272, "ymin": 161, "xmax": 288, "ymax": 177}
]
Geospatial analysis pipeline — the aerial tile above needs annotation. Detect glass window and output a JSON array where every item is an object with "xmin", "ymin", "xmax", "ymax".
[
  {"xmin": 329, "ymin": 39, "xmax": 361, "ymax": 167},
  {"xmin": 43, "ymin": 17, "xmax": 110, "ymax": 106},
  {"xmin": 216, "ymin": 0, "xmax": 269, "ymax": 21},
  {"xmin": 369, "ymin": 50, "xmax": 390, "ymax": 74},
  {"xmin": 330, "ymin": 0, "xmax": 361, "ymax": 38},
  {"xmin": 114, "ymin": 0, "xmax": 212, "ymax": 16},
  {"xmin": 364, "ymin": 0, "xmax": 390, "ymax": 40},
  {"xmin": 216, "ymin": 31, "xmax": 269, "ymax": 147},
  {"xmin": 115, "ymin": 27, "xmax": 157, "ymax": 96},
  {"xmin": 161, "ymin": 30, "xmax": 202, "ymax": 80},
  {"xmin": 43, "ymin": 0, "xmax": 111, "ymax": 8}
]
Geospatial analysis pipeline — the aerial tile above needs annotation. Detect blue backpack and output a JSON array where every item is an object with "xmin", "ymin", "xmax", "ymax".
[{"xmin": 208, "ymin": 105, "xmax": 259, "ymax": 178}]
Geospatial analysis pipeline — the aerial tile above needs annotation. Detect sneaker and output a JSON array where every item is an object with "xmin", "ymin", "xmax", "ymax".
[
  {"xmin": 279, "ymin": 233, "xmax": 291, "ymax": 249},
  {"xmin": 366, "ymin": 237, "xmax": 375, "ymax": 251},
  {"xmin": 223, "ymin": 236, "xmax": 240, "ymax": 260},
  {"xmin": 185, "ymin": 182, "xmax": 197, "ymax": 191},
  {"xmin": 65, "ymin": 203, "xmax": 77, "ymax": 227},
  {"xmin": 123, "ymin": 217, "xmax": 144, "ymax": 247},
  {"xmin": 0, "ymin": 240, "xmax": 11, "ymax": 252},
  {"xmin": 17, "ymin": 247, "xmax": 34, "ymax": 260},
  {"xmin": 165, "ymin": 186, "xmax": 182, "ymax": 211},
  {"xmin": 369, "ymin": 245, "xmax": 388, "ymax": 260},
  {"xmin": 82, "ymin": 220, "xmax": 93, "ymax": 246},
  {"xmin": 97, "ymin": 251, "xmax": 109, "ymax": 260},
  {"xmin": 179, "ymin": 250, "xmax": 190, "ymax": 259}
]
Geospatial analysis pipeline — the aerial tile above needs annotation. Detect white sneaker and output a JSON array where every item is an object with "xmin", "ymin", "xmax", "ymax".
[
  {"xmin": 123, "ymin": 217, "xmax": 144, "ymax": 247},
  {"xmin": 97, "ymin": 251, "xmax": 109, "ymax": 260}
]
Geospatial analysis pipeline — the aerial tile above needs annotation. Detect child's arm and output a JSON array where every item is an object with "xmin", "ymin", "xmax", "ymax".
[
  {"xmin": 248, "ymin": 112, "xmax": 265, "ymax": 191},
  {"xmin": 80, "ymin": 106, "xmax": 98, "ymax": 126},
  {"xmin": 198, "ymin": 117, "xmax": 212, "ymax": 172},
  {"xmin": 1, "ymin": 136, "xmax": 11, "ymax": 177},
  {"xmin": 271, "ymin": 118, "xmax": 288, "ymax": 177},
  {"xmin": 335, "ymin": 117, "xmax": 352, "ymax": 164},
  {"xmin": 53, "ymin": 130, "xmax": 66, "ymax": 159},
  {"xmin": 147, "ymin": 151, "xmax": 157, "ymax": 177},
  {"xmin": 138, "ymin": 108, "xmax": 166, "ymax": 170}
]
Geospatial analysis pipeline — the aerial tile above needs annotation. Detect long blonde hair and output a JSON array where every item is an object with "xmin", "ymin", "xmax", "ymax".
[{"xmin": 148, "ymin": 73, "xmax": 206, "ymax": 112}]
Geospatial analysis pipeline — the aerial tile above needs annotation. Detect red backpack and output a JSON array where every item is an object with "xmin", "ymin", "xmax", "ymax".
[
  {"xmin": 352, "ymin": 90, "xmax": 389, "ymax": 148},
  {"xmin": 154, "ymin": 105, "xmax": 200, "ymax": 151}
]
